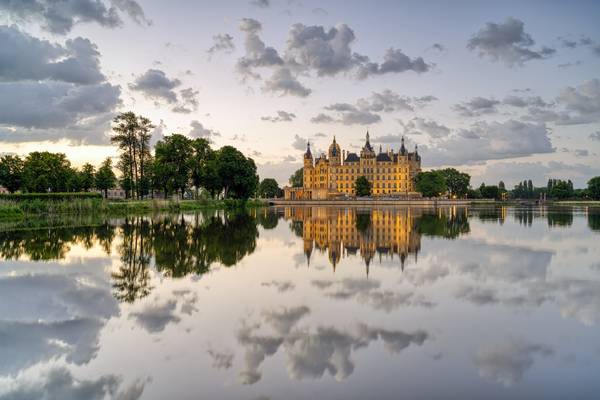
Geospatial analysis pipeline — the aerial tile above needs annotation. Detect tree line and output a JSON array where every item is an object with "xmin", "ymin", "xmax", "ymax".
[{"xmin": 0, "ymin": 111, "xmax": 273, "ymax": 200}]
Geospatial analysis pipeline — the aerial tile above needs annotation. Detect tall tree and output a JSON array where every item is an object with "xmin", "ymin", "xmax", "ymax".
[
  {"xmin": 136, "ymin": 116, "xmax": 154, "ymax": 198},
  {"xmin": 190, "ymin": 138, "xmax": 212, "ymax": 198},
  {"xmin": 0, "ymin": 155, "xmax": 24, "ymax": 193},
  {"xmin": 154, "ymin": 134, "xmax": 193, "ymax": 198},
  {"xmin": 21, "ymin": 152, "xmax": 72, "ymax": 192},
  {"xmin": 79, "ymin": 163, "xmax": 96, "ymax": 192},
  {"xmin": 111, "ymin": 112, "xmax": 139, "ymax": 198},
  {"xmin": 588, "ymin": 176, "xmax": 600, "ymax": 200},
  {"xmin": 415, "ymin": 171, "xmax": 446, "ymax": 197},
  {"xmin": 439, "ymin": 168, "xmax": 470, "ymax": 198},
  {"xmin": 96, "ymin": 158, "xmax": 117, "ymax": 198},
  {"xmin": 258, "ymin": 178, "xmax": 282, "ymax": 198},
  {"xmin": 215, "ymin": 146, "xmax": 259, "ymax": 200}
]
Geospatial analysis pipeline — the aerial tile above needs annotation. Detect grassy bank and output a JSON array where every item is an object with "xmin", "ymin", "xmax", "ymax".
[{"xmin": 0, "ymin": 197, "xmax": 267, "ymax": 221}]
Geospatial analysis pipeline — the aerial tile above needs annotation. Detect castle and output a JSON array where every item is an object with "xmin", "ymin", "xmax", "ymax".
[{"xmin": 285, "ymin": 132, "xmax": 421, "ymax": 200}]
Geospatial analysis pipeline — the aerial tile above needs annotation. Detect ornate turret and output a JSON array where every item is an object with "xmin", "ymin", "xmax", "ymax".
[
  {"xmin": 304, "ymin": 141, "xmax": 313, "ymax": 168},
  {"xmin": 361, "ymin": 131, "xmax": 375, "ymax": 158},
  {"xmin": 328, "ymin": 136, "xmax": 341, "ymax": 166},
  {"xmin": 400, "ymin": 136, "xmax": 406, "ymax": 155}
]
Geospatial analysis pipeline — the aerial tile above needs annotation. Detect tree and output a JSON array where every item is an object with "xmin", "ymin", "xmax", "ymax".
[
  {"xmin": 498, "ymin": 181, "xmax": 506, "ymax": 191},
  {"xmin": 21, "ymin": 152, "xmax": 72, "ymax": 192},
  {"xmin": 588, "ymin": 176, "xmax": 600, "ymax": 200},
  {"xmin": 154, "ymin": 134, "xmax": 193, "ymax": 198},
  {"xmin": 549, "ymin": 180, "xmax": 573, "ymax": 199},
  {"xmin": 96, "ymin": 158, "xmax": 117, "ymax": 198},
  {"xmin": 215, "ymin": 146, "xmax": 259, "ymax": 200},
  {"xmin": 439, "ymin": 168, "xmax": 470, "ymax": 198},
  {"xmin": 0, "ymin": 155, "xmax": 24, "ymax": 193},
  {"xmin": 258, "ymin": 178, "xmax": 282, "ymax": 198},
  {"xmin": 289, "ymin": 168, "xmax": 303, "ymax": 187},
  {"xmin": 354, "ymin": 175, "xmax": 372, "ymax": 197},
  {"xmin": 79, "ymin": 163, "xmax": 96, "ymax": 192},
  {"xmin": 190, "ymin": 138, "xmax": 213, "ymax": 198},
  {"xmin": 415, "ymin": 171, "xmax": 445, "ymax": 197},
  {"xmin": 479, "ymin": 184, "xmax": 500, "ymax": 200}
]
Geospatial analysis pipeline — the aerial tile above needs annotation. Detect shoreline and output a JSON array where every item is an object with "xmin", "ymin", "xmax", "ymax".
[{"xmin": 269, "ymin": 199, "xmax": 600, "ymax": 207}]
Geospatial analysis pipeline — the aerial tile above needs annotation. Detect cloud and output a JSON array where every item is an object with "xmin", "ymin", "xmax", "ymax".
[
  {"xmin": 324, "ymin": 103, "xmax": 381, "ymax": 125},
  {"xmin": 263, "ymin": 67, "xmax": 311, "ymax": 97},
  {"xmin": 0, "ymin": 81, "xmax": 120, "ymax": 143},
  {"xmin": 262, "ymin": 306, "xmax": 310, "ymax": 335},
  {"xmin": 207, "ymin": 33, "xmax": 235, "ymax": 56},
  {"xmin": 129, "ymin": 298, "xmax": 181, "ymax": 333},
  {"xmin": 250, "ymin": 0, "xmax": 270, "ymax": 8},
  {"xmin": 310, "ymin": 113, "xmax": 335, "ymax": 123},
  {"xmin": 207, "ymin": 348, "xmax": 234, "ymax": 370},
  {"xmin": 172, "ymin": 87, "xmax": 199, "ymax": 114},
  {"xmin": 0, "ymin": 366, "xmax": 145, "ymax": 400},
  {"xmin": 555, "ymin": 78, "xmax": 600, "ymax": 124},
  {"xmin": 431, "ymin": 43, "xmax": 445, "ymax": 51},
  {"xmin": 475, "ymin": 338, "xmax": 554, "ymax": 387},
  {"xmin": 236, "ymin": 18, "xmax": 284, "ymax": 80},
  {"xmin": 129, "ymin": 68, "xmax": 181, "ymax": 103},
  {"xmin": 312, "ymin": 278, "xmax": 435, "ymax": 312},
  {"xmin": 261, "ymin": 110, "xmax": 297, "ymax": 122},
  {"xmin": 0, "ymin": 26, "xmax": 105, "ymax": 84},
  {"xmin": 402, "ymin": 117, "xmax": 451, "ymax": 138},
  {"xmin": 188, "ymin": 120, "xmax": 221, "ymax": 140},
  {"xmin": 261, "ymin": 280, "xmax": 296, "ymax": 292},
  {"xmin": 590, "ymin": 131, "xmax": 600, "ymax": 141},
  {"xmin": 502, "ymin": 95, "xmax": 551, "ymax": 108},
  {"xmin": 467, "ymin": 18, "xmax": 555, "ymax": 66},
  {"xmin": 453, "ymin": 97, "xmax": 501, "ymax": 117},
  {"xmin": 424, "ymin": 120, "xmax": 554, "ymax": 166},
  {"xmin": 291, "ymin": 134, "xmax": 308, "ymax": 151},
  {"xmin": 356, "ymin": 47, "xmax": 431, "ymax": 78},
  {"xmin": 0, "ymin": 0, "xmax": 149, "ymax": 34}
]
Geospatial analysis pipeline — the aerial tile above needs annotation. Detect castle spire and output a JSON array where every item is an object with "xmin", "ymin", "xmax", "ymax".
[{"xmin": 400, "ymin": 136, "xmax": 406, "ymax": 154}]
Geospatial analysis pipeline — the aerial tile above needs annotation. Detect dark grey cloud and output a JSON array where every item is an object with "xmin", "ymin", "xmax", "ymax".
[
  {"xmin": 237, "ymin": 18, "xmax": 284, "ymax": 80},
  {"xmin": 188, "ymin": 120, "xmax": 221, "ymax": 140},
  {"xmin": 324, "ymin": 103, "xmax": 381, "ymax": 125},
  {"xmin": 0, "ymin": 81, "xmax": 121, "ymax": 143},
  {"xmin": 453, "ymin": 96, "xmax": 501, "ymax": 117},
  {"xmin": 475, "ymin": 338, "xmax": 554, "ymax": 387},
  {"xmin": 557, "ymin": 60, "xmax": 582, "ymax": 69},
  {"xmin": 263, "ymin": 67, "xmax": 311, "ymax": 97},
  {"xmin": 172, "ymin": 87, "xmax": 199, "ymax": 114},
  {"xmin": 467, "ymin": 17, "xmax": 555, "ymax": 66},
  {"xmin": 0, "ymin": 26, "xmax": 105, "ymax": 84},
  {"xmin": 291, "ymin": 134, "xmax": 308, "ymax": 151},
  {"xmin": 261, "ymin": 110, "xmax": 296, "ymax": 122},
  {"xmin": 1, "ymin": 365, "xmax": 145, "ymax": 400},
  {"xmin": 431, "ymin": 43, "xmax": 445, "ymax": 51},
  {"xmin": 129, "ymin": 68, "xmax": 181, "ymax": 103},
  {"xmin": 356, "ymin": 47, "xmax": 431, "ymax": 79},
  {"xmin": 502, "ymin": 95, "xmax": 551, "ymax": 108},
  {"xmin": 0, "ymin": 0, "xmax": 149, "ymax": 34},
  {"xmin": 590, "ymin": 131, "xmax": 600, "ymax": 141},
  {"xmin": 207, "ymin": 33, "xmax": 235, "ymax": 56}
]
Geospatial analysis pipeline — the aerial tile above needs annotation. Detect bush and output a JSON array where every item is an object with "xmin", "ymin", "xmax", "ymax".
[{"xmin": 0, "ymin": 192, "xmax": 102, "ymax": 201}]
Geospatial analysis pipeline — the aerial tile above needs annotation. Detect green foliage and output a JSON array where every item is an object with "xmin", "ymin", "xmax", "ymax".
[
  {"xmin": 258, "ymin": 178, "xmax": 282, "ymax": 198},
  {"xmin": 479, "ymin": 183, "xmax": 501, "ymax": 200},
  {"xmin": 215, "ymin": 146, "xmax": 259, "ymax": 200},
  {"xmin": 21, "ymin": 152, "xmax": 73, "ymax": 193},
  {"xmin": 438, "ymin": 168, "xmax": 470, "ymax": 197},
  {"xmin": 415, "ymin": 171, "xmax": 446, "ymax": 197},
  {"xmin": 587, "ymin": 176, "xmax": 600, "ymax": 200},
  {"xmin": 355, "ymin": 212, "xmax": 371, "ymax": 232},
  {"xmin": 79, "ymin": 163, "xmax": 96, "ymax": 192},
  {"xmin": 95, "ymin": 158, "xmax": 117, "ymax": 197},
  {"xmin": 0, "ymin": 192, "xmax": 102, "ymax": 201},
  {"xmin": 549, "ymin": 180, "xmax": 574, "ymax": 199},
  {"xmin": 354, "ymin": 175, "xmax": 372, "ymax": 197},
  {"xmin": 0, "ymin": 155, "xmax": 24, "ymax": 193},
  {"xmin": 154, "ymin": 134, "xmax": 193, "ymax": 197},
  {"xmin": 289, "ymin": 168, "xmax": 303, "ymax": 187}
]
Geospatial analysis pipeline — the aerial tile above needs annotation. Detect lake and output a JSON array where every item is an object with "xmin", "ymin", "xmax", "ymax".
[{"xmin": 0, "ymin": 205, "xmax": 599, "ymax": 399}]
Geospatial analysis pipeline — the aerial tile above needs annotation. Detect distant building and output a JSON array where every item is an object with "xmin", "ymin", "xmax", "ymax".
[{"xmin": 284, "ymin": 132, "xmax": 421, "ymax": 200}]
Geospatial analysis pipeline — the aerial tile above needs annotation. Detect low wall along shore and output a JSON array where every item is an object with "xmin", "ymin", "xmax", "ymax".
[{"xmin": 270, "ymin": 199, "xmax": 482, "ymax": 207}]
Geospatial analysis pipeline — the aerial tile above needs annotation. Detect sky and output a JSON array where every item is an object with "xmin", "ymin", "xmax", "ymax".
[{"xmin": 1, "ymin": 0, "xmax": 600, "ymax": 188}]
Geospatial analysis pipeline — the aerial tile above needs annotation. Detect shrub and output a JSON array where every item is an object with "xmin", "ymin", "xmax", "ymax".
[{"xmin": 0, "ymin": 192, "xmax": 102, "ymax": 201}]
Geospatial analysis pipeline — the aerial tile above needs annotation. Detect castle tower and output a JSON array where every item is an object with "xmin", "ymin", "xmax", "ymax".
[
  {"xmin": 328, "ymin": 136, "xmax": 341, "ymax": 166},
  {"xmin": 303, "ymin": 141, "xmax": 314, "ymax": 189}
]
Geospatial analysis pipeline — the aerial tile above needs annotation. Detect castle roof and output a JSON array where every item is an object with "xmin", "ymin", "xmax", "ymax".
[
  {"xmin": 376, "ymin": 152, "xmax": 392, "ymax": 162},
  {"xmin": 344, "ymin": 152, "xmax": 360, "ymax": 162}
]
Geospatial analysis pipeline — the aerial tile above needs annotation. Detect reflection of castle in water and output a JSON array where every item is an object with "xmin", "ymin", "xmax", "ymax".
[{"xmin": 284, "ymin": 207, "xmax": 423, "ymax": 272}]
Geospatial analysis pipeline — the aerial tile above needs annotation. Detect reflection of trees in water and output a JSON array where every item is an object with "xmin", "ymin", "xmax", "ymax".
[
  {"xmin": 414, "ymin": 213, "xmax": 470, "ymax": 239},
  {"xmin": 0, "ymin": 223, "xmax": 115, "ymax": 261},
  {"xmin": 547, "ymin": 207, "xmax": 573, "ymax": 227},
  {"xmin": 514, "ymin": 207, "xmax": 534, "ymax": 227},
  {"xmin": 588, "ymin": 209, "xmax": 600, "ymax": 232},
  {"xmin": 256, "ymin": 210, "xmax": 279, "ymax": 230},
  {"xmin": 111, "ymin": 217, "xmax": 153, "ymax": 303}
]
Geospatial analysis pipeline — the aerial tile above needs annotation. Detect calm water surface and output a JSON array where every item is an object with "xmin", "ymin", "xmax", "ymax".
[{"xmin": 0, "ymin": 206, "xmax": 599, "ymax": 399}]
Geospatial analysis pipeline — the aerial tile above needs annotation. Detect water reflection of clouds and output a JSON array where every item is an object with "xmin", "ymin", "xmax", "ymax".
[{"xmin": 236, "ymin": 306, "xmax": 429, "ymax": 385}]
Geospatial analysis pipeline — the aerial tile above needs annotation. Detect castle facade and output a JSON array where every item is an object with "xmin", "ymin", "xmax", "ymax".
[{"xmin": 285, "ymin": 132, "xmax": 421, "ymax": 200}]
